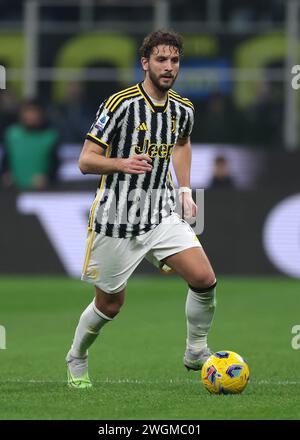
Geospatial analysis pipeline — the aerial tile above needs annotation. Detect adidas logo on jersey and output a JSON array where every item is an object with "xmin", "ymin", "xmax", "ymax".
[{"xmin": 136, "ymin": 122, "xmax": 148, "ymax": 131}]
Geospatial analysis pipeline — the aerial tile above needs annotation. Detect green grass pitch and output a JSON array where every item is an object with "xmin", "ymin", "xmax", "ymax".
[{"xmin": 0, "ymin": 275, "xmax": 300, "ymax": 420}]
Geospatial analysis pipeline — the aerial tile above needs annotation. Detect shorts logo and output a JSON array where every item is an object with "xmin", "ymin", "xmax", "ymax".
[
  {"xmin": 95, "ymin": 109, "xmax": 110, "ymax": 131},
  {"xmin": 87, "ymin": 268, "xmax": 99, "ymax": 279}
]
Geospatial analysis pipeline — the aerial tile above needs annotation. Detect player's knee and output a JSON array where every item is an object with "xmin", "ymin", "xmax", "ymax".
[
  {"xmin": 103, "ymin": 302, "xmax": 123, "ymax": 318},
  {"xmin": 94, "ymin": 286, "xmax": 125, "ymax": 318},
  {"xmin": 188, "ymin": 271, "xmax": 216, "ymax": 292},
  {"xmin": 95, "ymin": 298, "xmax": 124, "ymax": 318}
]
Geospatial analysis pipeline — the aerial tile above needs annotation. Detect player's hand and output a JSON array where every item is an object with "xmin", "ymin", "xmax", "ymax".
[
  {"xmin": 179, "ymin": 192, "xmax": 197, "ymax": 219},
  {"xmin": 119, "ymin": 154, "xmax": 153, "ymax": 174}
]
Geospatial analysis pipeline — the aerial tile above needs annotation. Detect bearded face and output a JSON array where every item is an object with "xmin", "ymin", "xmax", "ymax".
[{"xmin": 142, "ymin": 45, "xmax": 180, "ymax": 92}]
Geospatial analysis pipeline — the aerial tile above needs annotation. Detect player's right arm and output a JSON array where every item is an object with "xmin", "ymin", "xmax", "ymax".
[{"xmin": 79, "ymin": 140, "xmax": 152, "ymax": 175}]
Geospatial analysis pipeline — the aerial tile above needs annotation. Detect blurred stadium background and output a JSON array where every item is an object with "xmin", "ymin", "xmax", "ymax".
[{"xmin": 1, "ymin": 0, "xmax": 300, "ymax": 420}]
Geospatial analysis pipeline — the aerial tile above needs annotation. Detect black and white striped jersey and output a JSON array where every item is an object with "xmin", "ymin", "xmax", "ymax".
[{"xmin": 86, "ymin": 82, "xmax": 194, "ymax": 238}]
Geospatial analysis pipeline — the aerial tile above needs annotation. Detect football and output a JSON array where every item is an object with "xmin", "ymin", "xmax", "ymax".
[{"xmin": 201, "ymin": 350, "xmax": 250, "ymax": 394}]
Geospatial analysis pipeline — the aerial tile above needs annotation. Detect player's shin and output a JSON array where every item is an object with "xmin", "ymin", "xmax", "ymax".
[
  {"xmin": 70, "ymin": 300, "xmax": 113, "ymax": 358},
  {"xmin": 185, "ymin": 282, "xmax": 217, "ymax": 353}
]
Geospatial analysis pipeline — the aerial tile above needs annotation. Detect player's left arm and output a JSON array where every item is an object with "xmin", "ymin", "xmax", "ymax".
[{"xmin": 172, "ymin": 136, "xmax": 197, "ymax": 218}]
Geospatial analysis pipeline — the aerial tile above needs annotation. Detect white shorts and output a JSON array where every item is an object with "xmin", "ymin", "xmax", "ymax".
[{"xmin": 81, "ymin": 213, "xmax": 201, "ymax": 294}]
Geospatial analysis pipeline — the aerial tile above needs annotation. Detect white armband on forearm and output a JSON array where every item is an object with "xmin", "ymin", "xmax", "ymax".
[{"xmin": 178, "ymin": 187, "xmax": 192, "ymax": 195}]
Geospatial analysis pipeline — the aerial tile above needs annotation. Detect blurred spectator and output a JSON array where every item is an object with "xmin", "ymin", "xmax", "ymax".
[
  {"xmin": 209, "ymin": 155, "xmax": 235, "ymax": 189},
  {"xmin": 228, "ymin": 5, "xmax": 254, "ymax": 32},
  {"xmin": 244, "ymin": 75, "xmax": 283, "ymax": 148},
  {"xmin": 1, "ymin": 99, "xmax": 60, "ymax": 190},
  {"xmin": 197, "ymin": 93, "xmax": 244, "ymax": 144},
  {"xmin": 0, "ymin": 90, "xmax": 18, "ymax": 139},
  {"xmin": 51, "ymin": 82, "xmax": 92, "ymax": 144}
]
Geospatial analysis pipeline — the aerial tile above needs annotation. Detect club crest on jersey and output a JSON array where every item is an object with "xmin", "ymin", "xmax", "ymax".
[
  {"xmin": 171, "ymin": 117, "xmax": 177, "ymax": 133},
  {"xmin": 95, "ymin": 109, "xmax": 110, "ymax": 131}
]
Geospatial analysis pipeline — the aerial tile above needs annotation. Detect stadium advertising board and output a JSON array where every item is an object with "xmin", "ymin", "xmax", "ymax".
[{"xmin": 0, "ymin": 188, "xmax": 298, "ymax": 278}]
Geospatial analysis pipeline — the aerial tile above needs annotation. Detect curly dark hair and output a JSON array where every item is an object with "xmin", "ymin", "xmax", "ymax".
[{"xmin": 139, "ymin": 30, "xmax": 183, "ymax": 59}]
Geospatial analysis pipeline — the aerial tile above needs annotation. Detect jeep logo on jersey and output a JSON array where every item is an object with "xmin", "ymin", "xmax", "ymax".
[{"xmin": 134, "ymin": 139, "xmax": 174, "ymax": 159}]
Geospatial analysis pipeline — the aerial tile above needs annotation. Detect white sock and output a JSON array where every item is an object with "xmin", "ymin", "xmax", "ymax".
[
  {"xmin": 185, "ymin": 285, "xmax": 216, "ymax": 353},
  {"xmin": 70, "ymin": 300, "xmax": 112, "ymax": 358}
]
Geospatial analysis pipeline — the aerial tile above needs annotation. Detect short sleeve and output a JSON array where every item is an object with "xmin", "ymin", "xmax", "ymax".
[
  {"xmin": 86, "ymin": 100, "xmax": 116, "ymax": 149},
  {"xmin": 179, "ymin": 107, "xmax": 194, "ymax": 139}
]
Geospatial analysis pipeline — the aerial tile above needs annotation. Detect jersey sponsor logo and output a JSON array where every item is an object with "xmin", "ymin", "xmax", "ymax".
[
  {"xmin": 95, "ymin": 108, "xmax": 110, "ymax": 130},
  {"xmin": 134, "ymin": 138, "xmax": 174, "ymax": 159}
]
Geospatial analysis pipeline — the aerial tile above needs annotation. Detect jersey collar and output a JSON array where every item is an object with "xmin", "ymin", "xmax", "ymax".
[{"xmin": 138, "ymin": 82, "xmax": 169, "ymax": 113}]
